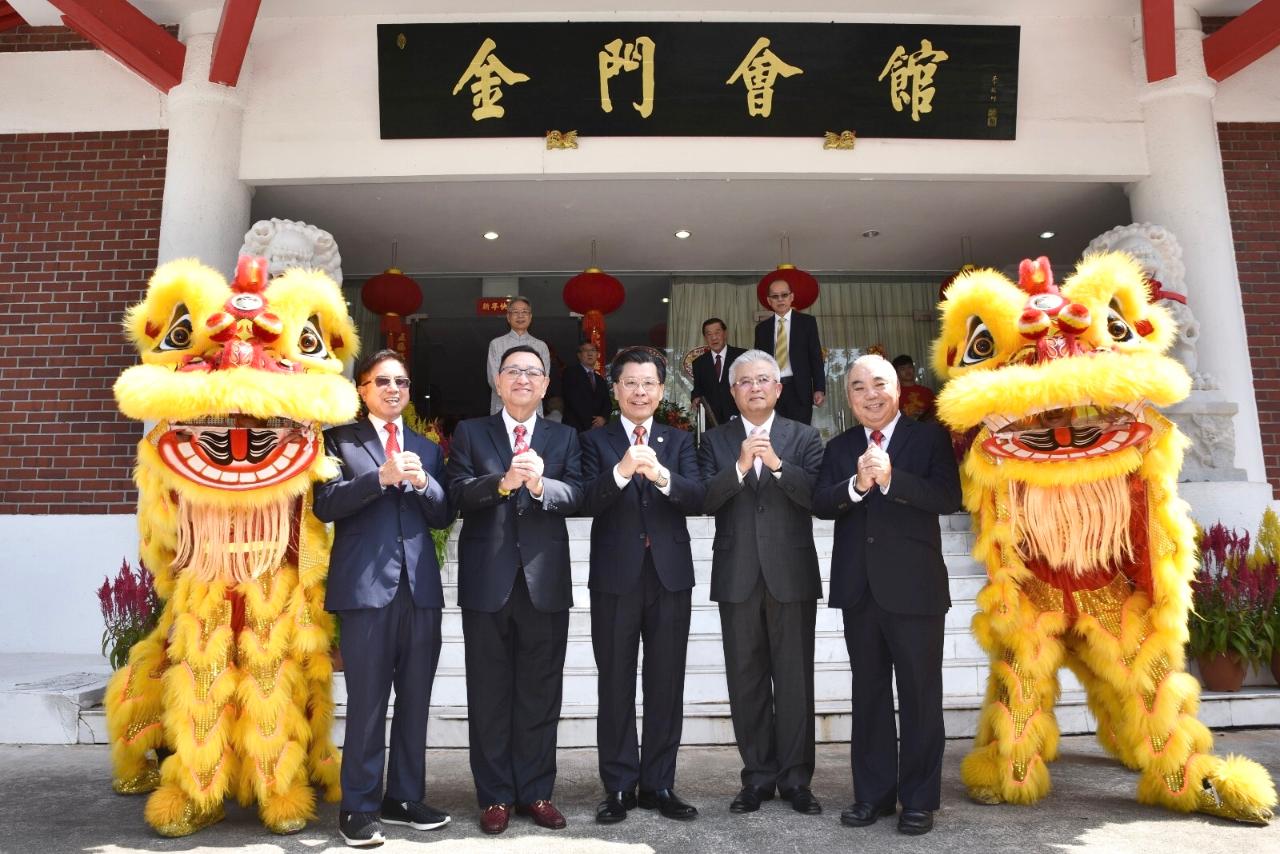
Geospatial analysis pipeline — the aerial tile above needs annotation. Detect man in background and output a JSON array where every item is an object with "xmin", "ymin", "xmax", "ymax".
[
  {"xmin": 562, "ymin": 341, "xmax": 612, "ymax": 431},
  {"xmin": 753, "ymin": 280, "xmax": 825, "ymax": 424},
  {"xmin": 486, "ymin": 296, "xmax": 551, "ymax": 415},
  {"xmin": 892, "ymin": 354, "xmax": 936, "ymax": 421},
  {"xmin": 690, "ymin": 317, "xmax": 745, "ymax": 426}
]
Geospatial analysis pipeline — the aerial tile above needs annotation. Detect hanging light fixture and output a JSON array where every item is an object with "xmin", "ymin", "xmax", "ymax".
[
  {"xmin": 361, "ymin": 240, "xmax": 423, "ymax": 362},
  {"xmin": 756, "ymin": 235, "xmax": 820, "ymax": 310},
  {"xmin": 562, "ymin": 240, "xmax": 625, "ymax": 372}
]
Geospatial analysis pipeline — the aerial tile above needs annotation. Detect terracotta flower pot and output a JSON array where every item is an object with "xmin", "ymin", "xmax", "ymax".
[
  {"xmin": 1196, "ymin": 652, "xmax": 1247, "ymax": 692},
  {"xmin": 1271, "ymin": 648, "xmax": 1280, "ymax": 687}
]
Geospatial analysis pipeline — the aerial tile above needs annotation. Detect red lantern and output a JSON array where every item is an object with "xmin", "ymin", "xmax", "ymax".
[
  {"xmin": 756, "ymin": 264, "xmax": 819, "ymax": 310},
  {"xmin": 563, "ymin": 264, "xmax": 625, "ymax": 373},
  {"xmin": 362, "ymin": 266, "xmax": 423, "ymax": 363}
]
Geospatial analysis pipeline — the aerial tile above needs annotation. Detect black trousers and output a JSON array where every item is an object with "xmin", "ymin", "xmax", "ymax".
[
  {"xmin": 338, "ymin": 579, "xmax": 443, "ymax": 812},
  {"xmin": 843, "ymin": 596, "xmax": 946, "ymax": 811},
  {"xmin": 591, "ymin": 552, "xmax": 692, "ymax": 792},
  {"xmin": 462, "ymin": 570, "xmax": 570, "ymax": 807},
  {"xmin": 719, "ymin": 575, "xmax": 816, "ymax": 792},
  {"xmin": 776, "ymin": 377, "xmax": 813, "ymax": 424}
]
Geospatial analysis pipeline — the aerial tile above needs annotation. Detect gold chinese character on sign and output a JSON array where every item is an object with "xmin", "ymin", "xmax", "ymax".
[
  {"xmin": 452, "ymin": 37, "xmax": 530, "ymax": 121},
  {"xmin": 726, "ymin": 37, "xmax": 803, "ymax": 118},
  {"xmin": 599, "ymin": 37, "xmax": 656, "ymax": 118},
  {"xmin": 877, "ymin": 39, "xmax": 949, "ymax": 122}
]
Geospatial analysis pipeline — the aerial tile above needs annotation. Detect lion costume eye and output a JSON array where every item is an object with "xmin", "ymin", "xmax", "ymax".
[
  {"xmin": 298, "ymin": 316, "xmax": 328, "ymax": 358},
  {"xmin": 1106, "ymin": 303, "xmax": 1137, "ymax": 343},
  {"xmin": 156, "ymin": 304, "xmax": 193, "ymax": 351},
  {"xmin": 961, "ymin": 317, "xmax": 996, "ymax": 366}
]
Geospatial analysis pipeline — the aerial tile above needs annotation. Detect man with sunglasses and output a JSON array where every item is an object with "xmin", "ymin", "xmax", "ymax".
[
  {"xmin": 315, "ymin": 349, "xmax": 454, "ymax": 847},
  {"xmin": 753, "ymin": 280, "xmax": 826, "ymax": 424},
  {"xmin": 446, "ymin": 345, "xmax": 584, "ymax": 835}
]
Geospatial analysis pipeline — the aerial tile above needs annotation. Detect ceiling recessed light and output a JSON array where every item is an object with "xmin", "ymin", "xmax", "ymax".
[
  {"xmin": 674, "ymin": 229, "xmax": 691, "ymax": 239},
  {"xmin": 483, "ymin": 231, "xmax": 499, "ymax": 240},
  {"xmin": 1039, "ymin": 231, "xmax": 1055, "ymax": 239},
  {"xmin": 661, "ymin": 297, "xmax": 670, "ymax": 303},
  {"xmin": 861, "ymin": 229, "xmax": 880, "ymax": 239}
]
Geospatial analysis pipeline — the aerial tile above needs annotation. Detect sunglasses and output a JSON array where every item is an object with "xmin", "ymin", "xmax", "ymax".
[{"xmin": 361, "ymin": 376, "xmax": 411, "ymax": 389}]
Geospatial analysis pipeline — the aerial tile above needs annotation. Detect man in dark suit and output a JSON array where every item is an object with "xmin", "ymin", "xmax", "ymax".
[
  {"xmin": 698, "ymin": 349, "xmax": 825, "ymax": 816},
  {"xmin": 753, "ymin": 280, "xmax": 825, "ymax": 424},
  {"xmin": 315, "ymin": 348, "xmax": 454, "ymax": 848},
  {"xmin": 813, "ymin": 354, "xmax": 961, "ymax": 837},
  {"xmin": 690, "ymin": 317, "xmax": 746, "ymax": 426},
  {"xmin": 445, "ymin": 344, "xmax": 583, "ymax": 835},
  {"xmin": 561, "ymin": 341, "xmax": 612, "ymax": 432},
  {"xmin": 581, "ymin": 348, "xmax": 706, "ymax": 825}
]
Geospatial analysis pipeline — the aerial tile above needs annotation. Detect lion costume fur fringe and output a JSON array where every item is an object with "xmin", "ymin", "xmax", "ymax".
[
  {"xmin": 932, "ymin": 251, "xmax": 1276, "ymax": 824},
  {"xmin": 104, "ymin": 257, "xmax": 359, "ymax": 836}
]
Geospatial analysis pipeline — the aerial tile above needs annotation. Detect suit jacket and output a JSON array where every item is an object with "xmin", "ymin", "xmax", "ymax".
[
  {"xmin": 813, "ymin": 416, "xmax": 962, "ymax": 615},
  {"xmin": 754, "ymin": 312, "xmax": 825, "ymax": 397},
  {"xmin": 581, "ymin": 421, "xmax": 705, "ymax": 595},
  {"xmin": 690, "ymin": 345, "xmax": 747, "ymax": 426},
  {"xmin": 315, "ymin": 418, "xmax": 453, "ymax": 611},
  {"xmin": 698, "ymin": 415, "xmax": 824, "ymax": 604},
  {"xmin": 445, "ymin": 413, "xmax": 583, "ymax": 613},
  {"xmin": 561, "ymin": 363, "xmax": 612, "ymax": 432}
]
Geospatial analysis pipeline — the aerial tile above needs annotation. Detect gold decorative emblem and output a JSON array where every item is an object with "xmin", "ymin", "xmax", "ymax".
[
  {"xmin": 823, "ymin": 130, "xmax": 856, "ymax": 150},
  {"xmin": 546, "ymin": 130, "xmax": 579, "ymax": 150},
  {"xmin": 395, "ymin": 33, "xmax": 407, "ymax": 50}
]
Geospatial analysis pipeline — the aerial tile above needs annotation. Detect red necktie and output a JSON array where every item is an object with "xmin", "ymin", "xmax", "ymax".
[
  {"xmin": 385, "ymin": 422, "xmax": 401, "ymax": 457},
  {"xmin": 633, "ymin": 424, "xmax": 646, "ymax": 446},
  {"xmin": 513, "ymin": 424, "xmax": 529, "ymax": 455},
  {"xmin": 714, "ymin": 353, "xmax": 723, "ymax": 381},
  {"xmin": 871, "ymin": 429, "xmax": 884, "ymax": 447}
]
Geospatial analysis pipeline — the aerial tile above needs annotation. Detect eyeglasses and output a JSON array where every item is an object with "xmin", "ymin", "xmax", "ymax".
[
  {"xmin": 360, "ymin": 376, "xmax": 410, "ymax": 389},
  {"xmin": 618, "ymin": 379, "xmax": 662, "ymax": 392},
  {"xmin": 507, "ymin": 309, "xmax": 532, "ymax": 317},
  {"xmin": 733, "ymin": 375, "xmax": 777, "ymax": 389},
  {"xmin": 767, "ymin": 292, "xmax": 793, "ymax": 301},
  {"xmin": 500, "ymin": 365, "xmax": 546, "ymax": 379}
]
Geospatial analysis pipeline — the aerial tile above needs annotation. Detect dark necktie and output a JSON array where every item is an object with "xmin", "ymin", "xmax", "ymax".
[
  {"xmin": 588, "ymin": 366, "xmax": 596, "ymax": 390},
  {"xmin": 714, "ymin": 352, "xmax": 723, "ymax": 381}
]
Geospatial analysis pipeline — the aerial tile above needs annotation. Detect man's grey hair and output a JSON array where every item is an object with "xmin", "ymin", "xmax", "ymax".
[
  {"xmin": 849, "ymin": 353, "xmax": 900, "ymax": 389},
  {"xmin": 729, "ymin": 350, "xmax": 781, "ymax": 385},
  {"xmin": 508, "ymin": 295, "xmax": 532, "ymax": 311}
]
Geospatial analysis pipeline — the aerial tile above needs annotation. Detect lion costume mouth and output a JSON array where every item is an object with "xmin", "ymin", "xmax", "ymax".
[
  {"xmin": 156, "ymin": 416, "xmax": 319, "ymax": 490},
  {"xmin": 982, "ymin": 402, "xmax": 1151, "ymax": 461}
]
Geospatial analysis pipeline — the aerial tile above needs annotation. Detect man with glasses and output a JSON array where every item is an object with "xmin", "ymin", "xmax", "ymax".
[
  {"xmin": 753, "ymin": 281, "xmax": 826, "ymax": 424},
  {"xmin": 698, "ymin": 350, "xmax": 825, "ymax": 817},
  {"xmin": 446, "ymin": 345, "xmax": 583, "ymax": 835},
  {"xmin": 486, "ymin": 296, "xmax": 551, "ymax": 416},
  {"xmin": 580, "ymin": 348, "xmax": 705, "ymax": 825},
  {"xmin": 315, "ymin": 349, "xmax": 454, "ymax": 847}
]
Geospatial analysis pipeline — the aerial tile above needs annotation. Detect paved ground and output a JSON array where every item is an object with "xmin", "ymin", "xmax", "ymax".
[{"xmin": 2, "ymin": 730, "xmax": 1279, "ymax": 854}]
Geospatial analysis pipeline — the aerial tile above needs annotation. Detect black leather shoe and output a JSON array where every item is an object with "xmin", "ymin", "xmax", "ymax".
[
  {"xmin": 897, "ymin": 809, "xmax": 934, "ymax": 835},
  {"xmin": 780, "ymin": 786, "xmax": 822, "ymax": 815},
  {"xmin": 841, "ymin": 802, "xmax": 896, "ymax": 827},
  {"xmin": 729, "ymin": 785, "xmax": 775, "ymax": 813},
  {"xmin": 639, "ymin": 788, "xmax": 698, "ymax": 820},
  {"xmin": 595, "ymin": 791, "xmax": 636, "ymax": 824}
]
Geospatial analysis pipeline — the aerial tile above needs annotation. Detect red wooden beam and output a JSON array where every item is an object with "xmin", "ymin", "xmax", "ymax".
[
  {"xmin": 47, "ymin": 0, "xmax": 185, "ymax": 93},
  {"xmin": 1142, "ymin": 0, "xmax": 1177, "ymax": 82},
  {"xmin": 1204, "ymin": 0, "xmax": 1280, "ymax": 81},
  {"xmin": 0, "ymin": 1, "xmax": 26, "ymax": 32},
  {"xmin": 209, "ymin": 0, "xmax": 260, "ymax": 87}
]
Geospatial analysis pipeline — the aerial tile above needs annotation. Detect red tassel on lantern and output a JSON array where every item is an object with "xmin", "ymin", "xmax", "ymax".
[
  {"xmin": 563, "ymin": 243, "xmax": 625, "ymax": 372},
  {"xmin": 362, "ymin": 247, "xmax": 423, "ymax": 364}
]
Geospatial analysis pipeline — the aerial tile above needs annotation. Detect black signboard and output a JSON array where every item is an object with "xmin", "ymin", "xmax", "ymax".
[{"xmin": 378, "ymin": 22, "xmax": 1018, "ymax": 141}]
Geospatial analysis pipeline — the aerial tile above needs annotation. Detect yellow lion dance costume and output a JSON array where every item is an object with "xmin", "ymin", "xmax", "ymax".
[
  {"xmin": 933, "ymin": 252, "xmax": 1276, "ymax": 824},
  {"xmin": 104, "ymin": 255, "xmax": 359, "ymax": 836}
]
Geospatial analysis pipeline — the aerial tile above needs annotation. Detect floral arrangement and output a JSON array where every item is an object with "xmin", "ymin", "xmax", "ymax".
[
  {"xmin": 655, "ymin": 398, "xmax": 694, "ymax": 431},
  {"xmin": 97, "ymin": 557, "xmax": 160, "ymax": 670},
  {"xmin": 1190, "ymin": 514, "xmax": 1280, "ymax": 666}
]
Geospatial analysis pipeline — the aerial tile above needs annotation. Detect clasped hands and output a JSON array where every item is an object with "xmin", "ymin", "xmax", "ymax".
[
  {"xmin": 855, "ymin": 444, "xmax": 892, "ymax": 493},
  {"xmin": 617, "ymin": 444, "xmax": 666, "ymax": 483},
  {"xmin": 379, "ymin": 451, "xmax": 428, "ymax": 490},
  {"xmin": 737, "ymin": 432, "xmax": 781, "ymax": 476},
  {"xmin": 500, "ymin": 449, "xmax": 546, "ymax": 496}
]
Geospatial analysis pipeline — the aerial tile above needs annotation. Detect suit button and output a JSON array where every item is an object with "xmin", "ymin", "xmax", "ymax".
[
  {"xmin": 641, "ymin": 500, "xmax": 649, "ymax": 508},
  {"xmin": 867, "ymin": 536, "xmax": 875, "ymax": 544},
  {"xmin": 758, "ymin": 506, "xmax": 765, "ymax": 513},
  {"xmin": 518, "ymin": 508, "xmax": 525, "ymax": 516},
  {"xmin": 397, "ymin": 535, "xmax": 404, "ymax": 543}
]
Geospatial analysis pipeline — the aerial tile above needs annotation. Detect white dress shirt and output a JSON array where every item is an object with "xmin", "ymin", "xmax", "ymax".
[
  {"xmin": 848, "ymin": 412, "xmax": 902, "ymax": 501},
  {"xmin": 612, "ymin": 415, "xmax": 672, "ymax": 495},
  {"xmin": 368, "ymin": 413, "xmax": 427, "ymax": 493},
  {"xmin": 501, "ymin": 408, "xmax": 544, "ymax": 501},
  {"xmin": 735, "ymin": 411, "xmax": 783, "ymax": 483}
]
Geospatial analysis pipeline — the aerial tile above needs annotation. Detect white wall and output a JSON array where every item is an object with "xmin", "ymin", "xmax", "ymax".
[
  {"xmin": 1213, "ymin": 48, "xmax": 1280, "ymax": 122},
  {"xmin": 0, "ymin": 52, "xmax": 165, "ymax": 133}
]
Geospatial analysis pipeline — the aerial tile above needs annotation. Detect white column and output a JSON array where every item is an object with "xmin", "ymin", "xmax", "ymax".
[
  {"xmin": 1127, "ymin": 5, "xmax": 1267, "ymax": 484},
  {"xmin": 157, "ymin": 22, "xmax": 251, "ymax": 272}
]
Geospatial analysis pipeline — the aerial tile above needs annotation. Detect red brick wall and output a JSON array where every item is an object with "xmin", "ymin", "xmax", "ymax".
[
  {"xmin": 0, "ymin": 23, "xmax": 179, "ymax": 52},
  {"xmin": 0, "ymin": 131, "xmax": 167, "ymax": 514},
  {"xmin": 1220, "ymin": 122, "xmax": 1280, "ymax": 496}
]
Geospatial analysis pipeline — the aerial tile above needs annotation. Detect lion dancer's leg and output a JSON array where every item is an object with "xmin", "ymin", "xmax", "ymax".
[
  {"xmin": 145, "ymin": 577, "xmax": 237, "ymax": 836},
  {"xmin": 106, "ymin": 615, "xmax": 171, "ymax": 794},
  {"xmin": 1071, "ymin": 581, "xmax": 1276, "ymax": 824},
  {"xmin": 962, "ymin": 573, "xmax": 1070, "ymax": 805},
  {"xmin": 233, "ymin": 567, "xmax": 316, "ymax": 834},
  {"xmin": 295, "ymin": 498, "xmax": 342, "ymax": 802}
]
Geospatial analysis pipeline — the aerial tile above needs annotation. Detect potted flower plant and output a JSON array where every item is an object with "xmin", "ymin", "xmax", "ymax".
[
  {"xmin": 97, "ymin": 558, "xmax": 160, "ymax": 670},
  {"xmin": 1190, "ymin": 521, "xmax": 1278, "ymax": 691}
]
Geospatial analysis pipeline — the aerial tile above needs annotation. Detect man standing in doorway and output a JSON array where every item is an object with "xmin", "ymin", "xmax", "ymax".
[
  {"xmin": 582, "ymin": 348, "xmax": 705, "ymax": 825},
  {"xmin": 562, "ymin": 341, "xmax": 612, "ymax": 432},
  {"xmin": 698, "ymin": 350, "xmax": 825, "ymax": 817},
  {"xmin": 813, "ymin": 354, "xmax": 961, "ymax": 836},
  {"xmin": 315, "ymin": 349, "xmax": 454, "ymax": 848},
  {"xmin": 486, "ymin": 296, "xmax": 551, "ymax": 415},
  {"xmin": 690, "ymin": 317, "xmax": 746, "ymax": 426},
  {"xmin": 446, "ymin": 345, "xmax": 583, "ymax": 835},
  {"xmin": 753, "ymin": 281, "xmax": 825, "ymax": 424}
]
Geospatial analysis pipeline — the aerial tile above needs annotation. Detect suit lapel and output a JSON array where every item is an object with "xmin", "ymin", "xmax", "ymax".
[
  {"xmin": 357, "ymin": 418, "xmax": 386, "ymax": 467},
  {"xmin": 886, "ymin": 415, "xmax": 914, "ymax": 459},
  {"xmin": 530, "ymin": 415, "xmax": 552, "ymax": 456},
  {"xmin": 606, "ymin": 420, "xmax": 631, "ymax": 462},
  {"xmin": 486, "ymin": 413, "xmax": 515, "ymax": 468}
]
